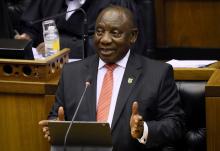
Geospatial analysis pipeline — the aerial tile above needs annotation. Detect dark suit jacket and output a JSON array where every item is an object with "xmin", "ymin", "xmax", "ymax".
[{"xmin": 49, "ymin": 53, "xmax": 184, "ymax": 151}]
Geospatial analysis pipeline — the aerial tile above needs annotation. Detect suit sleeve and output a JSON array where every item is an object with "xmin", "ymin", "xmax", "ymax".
[
  {"xmin": 145, "ymin": 65, "xmax": 185, "ymax": 147},
  {"xmin": 48, "ymin": 66, "xmax": 65, "ymax": 120},
  {"xmin": 20, "ymin": 0, "xmax": 43, "ymax": 46}
]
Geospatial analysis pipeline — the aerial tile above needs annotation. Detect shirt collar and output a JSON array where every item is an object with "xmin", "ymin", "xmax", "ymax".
[
  {"xmin": 67, "ymin": 0, "xmax": 85, "ymax": 4},
  {"xmin": 98, "ymin": 50, "xmax": 130, "ymax": 69},
  {"xmin": 79, "ymin": 0, "xmax": 86, "ymax": 4}
]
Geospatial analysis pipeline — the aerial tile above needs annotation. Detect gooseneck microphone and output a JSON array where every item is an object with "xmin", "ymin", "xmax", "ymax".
[
  {"xmin": 63, "ymin": 76, "xmax": 92, "ymax": 151},
  {"xmin": 29, "ymin": 8, "xmax": 88, "ymax": 59}
]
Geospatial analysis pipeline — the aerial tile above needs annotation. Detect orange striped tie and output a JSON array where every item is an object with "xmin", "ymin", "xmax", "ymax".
[{"xmin": 97, "ymin": 64, "xmax": 117, "ymax": 122}]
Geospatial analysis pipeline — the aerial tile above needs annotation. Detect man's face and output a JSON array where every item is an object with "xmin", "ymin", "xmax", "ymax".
[{"xmin": 94, "ymin": 9, "xmax": 137, "ymax": 64}]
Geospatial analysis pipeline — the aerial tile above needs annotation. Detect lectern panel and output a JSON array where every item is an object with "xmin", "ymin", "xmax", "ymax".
[{"xmin": 0, "ymin": 49, "xmax": 69, "ymax": 82}]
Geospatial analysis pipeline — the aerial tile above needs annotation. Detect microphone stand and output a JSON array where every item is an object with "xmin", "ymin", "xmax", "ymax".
[
  {"xmin": 81, "ymin": 9, "xmax": 88, "ymax": 59},
  {"xmin": 63, "ymin": 81, "xmax": 91, "ymax": 151}
]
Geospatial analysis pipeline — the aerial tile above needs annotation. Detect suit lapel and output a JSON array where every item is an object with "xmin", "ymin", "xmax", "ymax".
[
  {"xmin": 83, "ymin": 56, "xmax": 99, "ymax": 121},
  {"xmin": 111, "ymin": 54, "xmax": 142, "ymax": 130}
]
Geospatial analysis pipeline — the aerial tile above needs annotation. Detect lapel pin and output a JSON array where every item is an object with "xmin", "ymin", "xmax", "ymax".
[{"xmin": 128, "ymin": 78, "xmax": 133, "ymax": 84}]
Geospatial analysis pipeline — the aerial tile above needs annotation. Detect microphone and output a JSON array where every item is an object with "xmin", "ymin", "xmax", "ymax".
[
  {"xmin": 29, "ymin": 8, "xmax": 88, "ymax": 59},
  {"xmin": 63, "ymin": 76, "xmax": 92, "ymax": 151}
]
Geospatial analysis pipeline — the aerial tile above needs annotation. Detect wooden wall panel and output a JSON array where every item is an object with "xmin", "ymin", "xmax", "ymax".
[
  {"xmin": 206, "ymin": 69, "xmax": 220, "ymax": 151},
  {"xmin": 206, "ymin": 97, "xmax": 220, "ymax": 151},
  {"xmin": 155, "ymin": 0, "xmax": 220, "ymax": 48},
  {"xmin": 0, "ymin": 93, "xmax": 55, "ymax": 151}
]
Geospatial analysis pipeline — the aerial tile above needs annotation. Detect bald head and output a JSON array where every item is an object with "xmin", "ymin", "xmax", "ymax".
[{"xmin": 96, "ymin": 5, "xmax": 137, "ymax": 29}]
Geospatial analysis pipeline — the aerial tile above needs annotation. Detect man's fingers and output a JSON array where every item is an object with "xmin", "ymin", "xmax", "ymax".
[
  {"xmin": 48, "ymin": 136, "xmax": 51, "ymax": 142},
  {"xmin": 14, "ymin": 33, "xmax": 31, "ymax": 40},
  {"xmin": 131, "ymin": 128, "xmax": 142, "ymax": 139},
  {"xmin": 39, "ymin": 107, "xmax": 64, "ymax": 142},
  {"xmin": 132, "ymin": 101, "xmax": 139, "ymax": 115},
  {"xmin": 135, "ymin": 116, "xmax": 143, "ymax": 123},
  {"xmin": 44, "ymin": 132, "xmax": 50, "ymax": 139},
  {"xmin": 58, "ymin": 106, "xmax": 65, "ymax": 121},
  {"xmin": 133, "ymin": 120, "xmax": 143, "ymax": 128},
  {"xmin": 36, "ymin": 42, "xmax": 45, "ymax": 49},
  {"xmin": 36, "ymin": 42, "xmax": 45, "ymax": 54},
  {"xmin": 130, "ymin": 102, "xmax": 144, "ymax": 139},
  {"xmin": 39, "ymin": 120, "xmax": 48, "ymax": 126},
  {"xmin": 131, "ymin": 128, "xmax": 141, "ymax": 134},
  {"xmin": 131, "ymin": 122, "xmax": 144, "ymax": 139},
  {"xmin": 42, "ymin": 127, "xmax": 49, "ymax": 133}
]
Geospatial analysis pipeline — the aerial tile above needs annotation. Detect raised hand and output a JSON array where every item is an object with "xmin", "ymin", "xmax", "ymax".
[
  {"xmin": 57, "ymin": 106, "xmax": 65, "ymax": 121},
  {"xmin": 39, "ymin": 106, "xmax": 65, "ymax": 142},
  {"xmin": 130, "ymin": 101, "xmax": 144, "ymax": 139}
]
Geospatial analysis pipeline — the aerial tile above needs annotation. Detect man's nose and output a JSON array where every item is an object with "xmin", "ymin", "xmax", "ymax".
[{"xmin": 100, "ymin": 32, "xmax": 112, "ymax": 45}]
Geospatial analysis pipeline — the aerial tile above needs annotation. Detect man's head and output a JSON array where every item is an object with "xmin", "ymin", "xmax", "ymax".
[{"xmin": 94, "ymin": 5, "xmax": 138, "ymax": 64}]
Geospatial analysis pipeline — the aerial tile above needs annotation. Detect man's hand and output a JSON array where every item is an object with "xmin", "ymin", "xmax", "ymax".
[
  {"xmin": 39, "ymin": 106, "xmax": 65, "ymax": 142},
  {"xmin": 14, "ymin": 33, "xmax": 31, "ymax": 40},
  {"xmin": 36, "ymin": 42, "xmax": 45, "ymax": 55},
  {"xmin": 130, "ymin": 101, "xmax": 144, "ymax": 139}
]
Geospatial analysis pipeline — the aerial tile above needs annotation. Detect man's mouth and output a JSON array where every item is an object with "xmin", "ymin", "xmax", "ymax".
[{"xmin": 100, "ymin": 48, "xmax": 114, "ymax": 55}]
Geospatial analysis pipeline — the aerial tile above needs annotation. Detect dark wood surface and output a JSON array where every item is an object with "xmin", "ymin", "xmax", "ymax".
[
  {"xmin": 155, "ymin": 0, "xmax": 220, "ymax": 48},
  {"xmin": 0, "ymin": 82, "xmax": 56, "ymax": 151}
]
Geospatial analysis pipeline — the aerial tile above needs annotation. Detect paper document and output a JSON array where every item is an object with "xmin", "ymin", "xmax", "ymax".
[
  {"xmin": 33, "ymin": 47, "xmax": 82, "ymax": 61},
  {"xmin": 32, "ymin": 48, "xmax": 46, "ymax": 59},
  {"xmin": 69, "ymin": 59, "xmax": 81, "ymax": 62},
  {"xmin": 166, "ymin": 59, "xmax": 218, "ymax": 68}
]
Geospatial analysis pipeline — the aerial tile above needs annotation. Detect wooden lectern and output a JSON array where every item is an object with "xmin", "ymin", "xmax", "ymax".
[{"xmin": 0, "ymin": 49, "xmax": 69, "ymax": 151}]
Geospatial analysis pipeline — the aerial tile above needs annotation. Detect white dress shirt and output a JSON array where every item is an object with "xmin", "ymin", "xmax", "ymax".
[
  {"xmin": 97, "ymin": 51, "xmax": 130, "ymax": 126},
  {"xmin": 65, "ymin": 0, "xmax": 86, "ymax": 20},
  {"xmin": 96, "ymin": 51, "xmax": 148, "ymax": 144}
]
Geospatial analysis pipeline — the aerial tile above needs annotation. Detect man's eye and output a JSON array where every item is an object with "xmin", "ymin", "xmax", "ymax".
[
  {"xmin": 112, "ymin": 31, "xmax": 121, "ymax": 37},
  {"xmin": 96, "ymin": 29, "xmax": 103, "ymax": 36}
]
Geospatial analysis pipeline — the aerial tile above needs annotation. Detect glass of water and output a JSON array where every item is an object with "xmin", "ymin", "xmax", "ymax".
[{"xmin": 42, "ymin": 20, "xmax": 60, "ymax": 57}]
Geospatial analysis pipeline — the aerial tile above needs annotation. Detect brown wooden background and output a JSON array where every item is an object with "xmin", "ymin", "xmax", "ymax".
[{"xmin": 155, "ymin": 0, "xmax": 220, "ymax": 48}]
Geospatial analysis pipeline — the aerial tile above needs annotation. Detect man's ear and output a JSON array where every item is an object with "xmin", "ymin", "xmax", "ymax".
[{"xmin": 130, "ymin": 28, "xmax": 138, "ymax": 45}]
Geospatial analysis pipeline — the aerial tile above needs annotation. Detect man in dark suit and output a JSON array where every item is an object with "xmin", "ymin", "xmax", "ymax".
[{"xmin": 39, "ymin": 5, "xmax": 184, "ymax": 151}]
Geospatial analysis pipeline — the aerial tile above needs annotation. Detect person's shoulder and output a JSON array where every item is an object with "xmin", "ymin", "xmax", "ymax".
[
  {"xmin": 134, "ymin": 54, "xmax": 174, "ymax": 80},
  {"xmin": 135, "ymin": 53, "xmax": 172, "ymax": 70}
]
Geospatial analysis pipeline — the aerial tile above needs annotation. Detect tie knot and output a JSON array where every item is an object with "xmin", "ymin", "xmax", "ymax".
[{"xmin": 105, "ymin": 64, "xmax": 117, "ymax": 71}]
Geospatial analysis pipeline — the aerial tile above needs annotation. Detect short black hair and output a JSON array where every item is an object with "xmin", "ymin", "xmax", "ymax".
[{"xmin": 97, "ymin": 5, "xmax": 137, "ymax": 29}]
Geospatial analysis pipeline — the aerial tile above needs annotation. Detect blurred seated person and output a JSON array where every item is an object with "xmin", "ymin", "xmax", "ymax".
[
  {"xmin": 0, "ymin": 0, "xmax": 14, "ymax": 38},
  {"xmin": 15, "ymin": 0, "xmax": 148, "ymax": 59},
  {"xmin": 0, "ymin": 0, "xmax": 30, "ymax": 38},
  {"xmin": 7, "ymin": 0, "xmax": 31, "ymax": 35},
  {"xmin": 39, "ymin": 5, "xmax": 185, "ymax": 151}
]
